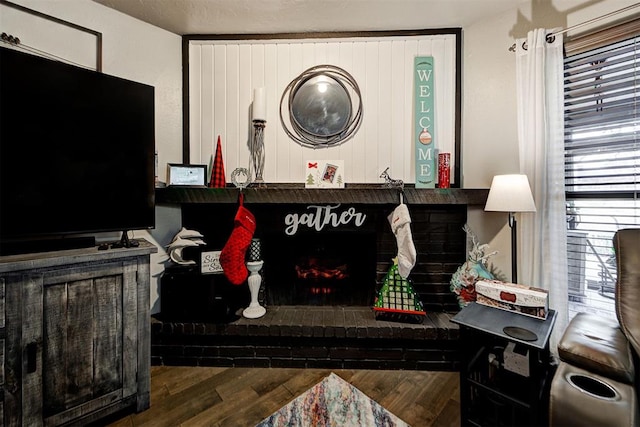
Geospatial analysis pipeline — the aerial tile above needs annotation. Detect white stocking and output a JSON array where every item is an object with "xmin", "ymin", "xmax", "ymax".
[{"xmin": 388, "ymin": 203, "xmax": 417, "ymax": 278}]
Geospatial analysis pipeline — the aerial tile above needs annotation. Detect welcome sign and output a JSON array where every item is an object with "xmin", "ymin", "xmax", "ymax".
[{"xmin": 414, "ymin": 56, "xmax": 435, "ymax": 188}]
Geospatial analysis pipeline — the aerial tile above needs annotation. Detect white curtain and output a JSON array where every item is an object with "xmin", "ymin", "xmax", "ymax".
[{"xmin": 515, "ymin": 29, "xmax": 568, "ymax": 350}]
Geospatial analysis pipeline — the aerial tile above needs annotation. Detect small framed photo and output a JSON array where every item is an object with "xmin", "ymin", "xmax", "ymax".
[
  {"xmin": 305, "ymin": 160, "xmax": 345, "ymax": 188},
  {"xmin": 167, "ymin": 163, "xmax": 207, "ymax": 187}
]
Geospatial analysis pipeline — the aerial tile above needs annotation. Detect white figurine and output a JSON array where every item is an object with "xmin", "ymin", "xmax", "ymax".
[
  {"xmin": 172, "ymin": 227, "xmax": 205, "ymax": 241},
  {"xmin": 167, "ymin": 237, "xmax": 200, "ymax": 265}
]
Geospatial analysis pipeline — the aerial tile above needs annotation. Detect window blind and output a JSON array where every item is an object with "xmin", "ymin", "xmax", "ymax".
[{"xmin": 564, "ymin": 25, "xmax": 639, "ymax": 319}]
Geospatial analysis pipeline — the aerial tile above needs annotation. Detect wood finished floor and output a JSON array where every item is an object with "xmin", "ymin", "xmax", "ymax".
[{"xmin": 105, "ymin": 366, "xmax": 461, "ymax": 427}]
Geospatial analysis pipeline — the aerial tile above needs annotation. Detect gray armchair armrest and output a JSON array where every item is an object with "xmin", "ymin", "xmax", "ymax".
[{"xmin": 558, "ymin": 312, "xmax": 635, "ymax": 384}]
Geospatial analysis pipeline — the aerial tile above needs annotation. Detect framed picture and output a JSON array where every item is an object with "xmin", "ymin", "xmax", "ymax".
[
  {"xmin": 167, "ymin": 163, "xmax": 207, "ymax": 187},
  {"xmin": 305, "ymin": 160, "xmax": 345, "ymax": 188}
]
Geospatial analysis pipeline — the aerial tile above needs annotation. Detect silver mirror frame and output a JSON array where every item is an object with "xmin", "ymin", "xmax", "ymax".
[{"xmin": 280, "ymin": 65, "xmax": 363, "ymax": 149}]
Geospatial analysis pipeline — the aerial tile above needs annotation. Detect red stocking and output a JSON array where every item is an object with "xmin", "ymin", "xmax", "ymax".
[{"xmin": 220, "ymin": 194, "xmax": 256, "ymax": 285}]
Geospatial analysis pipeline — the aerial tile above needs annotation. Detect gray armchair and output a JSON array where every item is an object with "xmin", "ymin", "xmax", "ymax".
[{"xmin": 549, "ymin": 228, "xmax": 640, "ymax": 426}]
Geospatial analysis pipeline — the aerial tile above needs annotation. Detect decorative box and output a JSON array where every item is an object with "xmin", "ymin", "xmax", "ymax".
[{"xmin": 475, "ymin": 280, "xmax": 549, "ymax": 320}]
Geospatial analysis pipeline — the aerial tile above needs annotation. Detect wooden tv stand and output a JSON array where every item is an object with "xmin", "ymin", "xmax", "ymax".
[{"xmin": 0, "ymin": 240, "xmax": 157, "ymax": 426}]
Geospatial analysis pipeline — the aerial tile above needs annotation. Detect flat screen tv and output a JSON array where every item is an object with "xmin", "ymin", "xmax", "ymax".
[{"xmin": 0, "ymin": 47, "xmax": 155, "ymax": 255}]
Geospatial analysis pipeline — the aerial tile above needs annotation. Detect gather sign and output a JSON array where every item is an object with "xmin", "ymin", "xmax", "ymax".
[{"xmin": 284, "ymin": 204, "xmax": 367, "ymax": 236}]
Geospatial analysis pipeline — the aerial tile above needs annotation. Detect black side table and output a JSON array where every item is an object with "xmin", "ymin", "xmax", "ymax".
[{"xmin": 452, "ymin": 302, "xmax": 557, "ymax": 426}]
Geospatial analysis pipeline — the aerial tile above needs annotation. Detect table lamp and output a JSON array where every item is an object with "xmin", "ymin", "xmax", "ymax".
[{"xmin": 484, "ymin": 174, "xmax": 536, "ymax": 283}]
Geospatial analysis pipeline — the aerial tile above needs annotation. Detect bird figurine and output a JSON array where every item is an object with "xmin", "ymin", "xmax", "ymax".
[
  {"xmin": 172, "ymin": 226, "xmax": 205, "ymax": 241},
  {"xmin": 166, "ymin": 227, "xmax": 206, "ymax": 265}
]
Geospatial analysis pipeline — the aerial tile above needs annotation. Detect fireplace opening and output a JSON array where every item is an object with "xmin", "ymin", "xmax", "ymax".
[{"xmin": 263, "ymin": 231, "xmax": 377, "ymax": 306}]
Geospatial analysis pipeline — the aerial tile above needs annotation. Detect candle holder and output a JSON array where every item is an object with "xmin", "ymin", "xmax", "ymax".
[
  {"xmin": 250, "ymin": 119, "xmax": 266, "ymax": 187},
  {"xmin": 243, "ymin": 260, "xmax": 266, "ymax": 319},
  {"xmin": 248, "ymin": 238, "xmax": 261, "ymax": 262}
]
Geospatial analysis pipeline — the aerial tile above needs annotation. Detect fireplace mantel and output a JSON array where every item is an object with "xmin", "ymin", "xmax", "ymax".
[{"xmin": 156, "ymin": 185, "xmax": 488, "ymax": 205}]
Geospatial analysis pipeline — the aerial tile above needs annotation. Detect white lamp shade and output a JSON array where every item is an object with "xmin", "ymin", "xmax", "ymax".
[{"xmin": 485, "ymin": 174, "xmax": 537, "ymax": 213}]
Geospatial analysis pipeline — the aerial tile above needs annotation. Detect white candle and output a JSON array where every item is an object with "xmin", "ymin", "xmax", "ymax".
[{"xmin": 252, "ymin": 87, "xmax": 266, "ymax": 121}]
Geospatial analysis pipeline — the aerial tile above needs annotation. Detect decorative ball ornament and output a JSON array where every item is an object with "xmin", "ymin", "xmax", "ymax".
[{"xmin": 419, "ymin": 128, "xmax": 432, "ymax": 145}]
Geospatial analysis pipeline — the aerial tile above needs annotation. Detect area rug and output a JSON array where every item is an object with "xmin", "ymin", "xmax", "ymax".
[{"xmin": 256, "ymin": 372, "xmax": 410, "ymax": 427}]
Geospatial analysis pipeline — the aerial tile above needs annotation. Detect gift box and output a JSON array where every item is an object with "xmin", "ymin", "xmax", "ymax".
[{"xmin": 475, "ymin": 280, "xmax": 549, "ymax": 319}]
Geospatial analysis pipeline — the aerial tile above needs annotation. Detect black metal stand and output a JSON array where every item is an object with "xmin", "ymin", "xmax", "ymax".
[
  {"xmin": 509, "ymin": 212, "xmax": 518, "ymax": 283},
  {"xmin": 112, "ymin": 230, "xmax": 139, "ymax": 248}
]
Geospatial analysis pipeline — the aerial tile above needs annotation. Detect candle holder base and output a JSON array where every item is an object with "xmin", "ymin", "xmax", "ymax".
[
  {"xmin": 242, "ymin": 304, "xmax": 267, "ymax": 319},
  {"xmin": 243, "ymin": 260, "xmax": 266, "ymax": 319}
]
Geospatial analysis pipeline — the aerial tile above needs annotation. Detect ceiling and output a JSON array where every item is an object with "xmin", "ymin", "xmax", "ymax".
[{"xmin": 91, "ymin": 0, "xmax": 529, "ymax": 35}]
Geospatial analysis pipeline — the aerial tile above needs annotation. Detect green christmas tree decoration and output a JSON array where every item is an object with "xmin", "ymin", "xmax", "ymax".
[
  {"xmin": 306, "ymin": 174, "xmax": 315, "ymax": 185},
  {"xmin": 373, "ymin": 258, "xmax": 426, "ymax": 324}
]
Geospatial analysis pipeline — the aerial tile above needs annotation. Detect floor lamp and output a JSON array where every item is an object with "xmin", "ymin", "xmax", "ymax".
[{"xmin": 484, "ymin": 174, "xmax": 536, "ymax": 283}]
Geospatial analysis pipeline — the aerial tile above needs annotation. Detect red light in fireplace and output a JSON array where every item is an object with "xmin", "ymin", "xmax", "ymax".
[
  {"xmin": 295, "ymin": 257, "xmax": 349, "ymax": 280},
  {"xmin": 310, "ymin": 287, "xmax": 334, "ymax": 294}
]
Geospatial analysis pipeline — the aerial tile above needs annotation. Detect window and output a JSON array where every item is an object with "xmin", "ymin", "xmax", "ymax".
[{"xmin": 564, "ymin": 20, "xmax": 640, "ymax": 320}]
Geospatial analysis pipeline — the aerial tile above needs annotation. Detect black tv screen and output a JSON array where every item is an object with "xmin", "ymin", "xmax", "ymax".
[{"xmin": 0, "ymin": 47, "xmax": 155, "ymax": 254}]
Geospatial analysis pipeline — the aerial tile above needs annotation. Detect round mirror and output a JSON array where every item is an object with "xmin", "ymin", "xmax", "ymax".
[
  {"xmin": 280, "ymin": 65, "xmax": 362, "ymax": 148},
  {"xmin": 291, "ymin": 74, "xmax": 351, "ymax": 137}
]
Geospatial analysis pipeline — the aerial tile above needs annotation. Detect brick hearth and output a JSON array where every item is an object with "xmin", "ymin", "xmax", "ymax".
[{"xmin": 151, "ymin": 306, "xmax": 460, "ymax": 370}]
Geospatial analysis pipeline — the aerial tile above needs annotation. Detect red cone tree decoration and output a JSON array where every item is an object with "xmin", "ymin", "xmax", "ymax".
[{"xmin": 209, "ymin": 135, "xmax": 226, "ymax": 187}]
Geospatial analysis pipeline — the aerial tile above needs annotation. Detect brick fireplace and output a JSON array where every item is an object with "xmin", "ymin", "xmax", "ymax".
[
  {"xmin": 152, "ymin": 186, "xmax": 488, "ymax": 369},
  {"xmin": 177, "ymin": 201, "xmax": 468, "ymax": 311}
]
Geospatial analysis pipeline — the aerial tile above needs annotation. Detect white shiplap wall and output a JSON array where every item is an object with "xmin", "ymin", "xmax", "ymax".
[{"xmin": 189, "ymin": 33, "xmax": 457, "ymax": 184}]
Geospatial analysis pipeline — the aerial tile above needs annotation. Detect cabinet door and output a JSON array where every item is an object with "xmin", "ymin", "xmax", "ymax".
[
  {"xmin": 4, "ymin": 272, "xmax": 44, "ymax": 426},
  {"xmin": 5, "ymin": 259, "xmax": 139, "ymax": 426}
]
